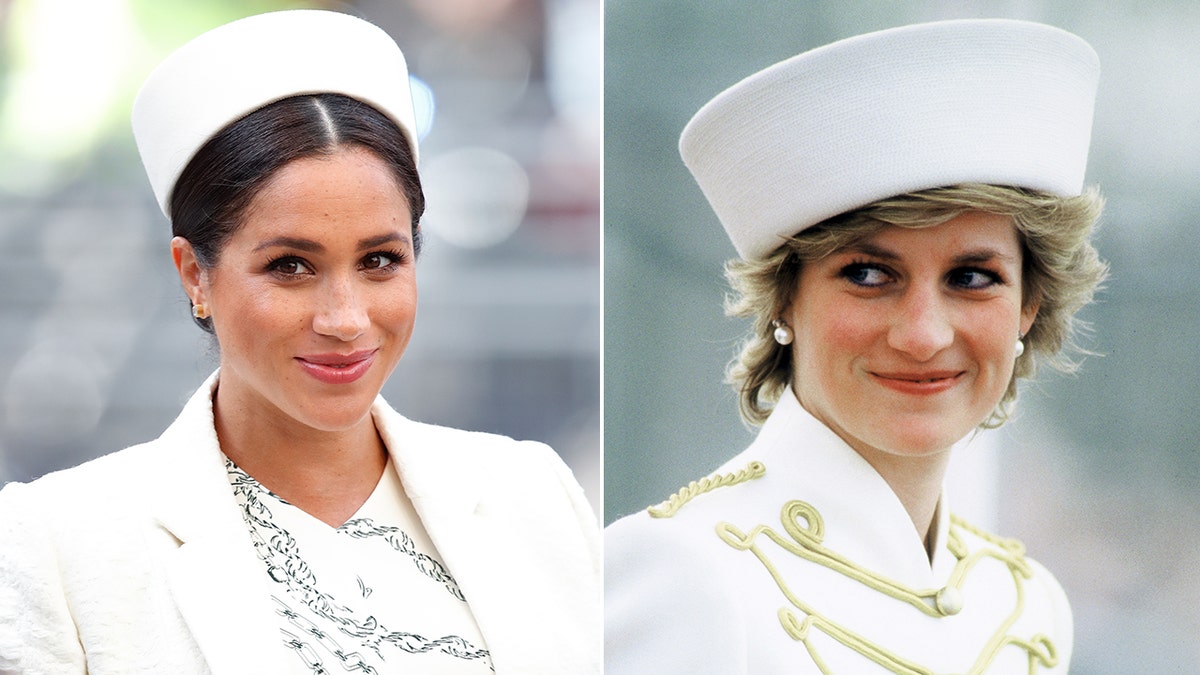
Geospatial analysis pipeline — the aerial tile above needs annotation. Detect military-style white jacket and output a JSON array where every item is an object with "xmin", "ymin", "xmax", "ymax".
[
  {"xmin": 605, "ymin": 390, "xmax": 1071, "ymax": 674},
  {"xmin": 0, "ymin": 373, "xmax": 601, "ymax": 674}
]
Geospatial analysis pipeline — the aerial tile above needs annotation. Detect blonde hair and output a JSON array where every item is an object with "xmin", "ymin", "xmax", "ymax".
[{"xmin": 725, "ymin": 183, "xmax": 1107, "ymax": 426}]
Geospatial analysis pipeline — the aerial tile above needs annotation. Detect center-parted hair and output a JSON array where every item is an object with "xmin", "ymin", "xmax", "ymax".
[
  {"xmin": 724, "ymin": 183, "xmax": 1107, "ymax": 427},
  {"xmin": 170, "ymin": 93, "xmax": 425, "ymax": 333}
]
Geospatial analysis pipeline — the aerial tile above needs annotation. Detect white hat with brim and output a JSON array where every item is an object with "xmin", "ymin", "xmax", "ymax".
[
  {"xmin": 132, "ymin": 9, "xmax": 418, "ymax": 218},
  {"xmin": 679, "ymin": 19, "xmax": 1100, "ymax": 261}
]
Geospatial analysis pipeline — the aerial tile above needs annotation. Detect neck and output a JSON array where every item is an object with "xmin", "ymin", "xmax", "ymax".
[
  {"xmin": 792, "ymin": 394, "xmax": 951, "ymax": 554},
  {"xmin": 852, "ymin": 445, "xmax": 950, "ymax": 556},
  {"xmin": 212, "ymin": 382, "xmax": 388, "ymax": 527}
]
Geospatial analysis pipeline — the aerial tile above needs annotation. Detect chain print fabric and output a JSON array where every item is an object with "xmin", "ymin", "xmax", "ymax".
[
  {"xmin": 339, "ymin": 517, "xmax": 465, "ymax": 601},
  {"xmin": 226, "ymin": 459, "xmax": 493, "ymax": 673}
]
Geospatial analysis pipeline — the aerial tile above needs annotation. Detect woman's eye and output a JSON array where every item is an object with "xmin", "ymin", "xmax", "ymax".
[
  {"xmin": 842, "ymin": 263, "xmax": 890, "ymax": 287},
  {"xmin": 363, "ymin": 252, "xmax": 396, "ymax": 270},
  {"xmin": 271, "ymin": 257, "xmax": 312, "ymax": 275},
  {"xmin": 949, "ymin": 268, "xmax": 999, "ymax": 289}
]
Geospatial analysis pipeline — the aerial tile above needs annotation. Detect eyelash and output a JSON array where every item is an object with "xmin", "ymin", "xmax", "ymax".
[
  {"xmin": 840, "ymin": 261, "xmax": 891, "ymax": 287},
  {"xmin": 948, "ymin": 267, "xmax": 1004, "ymax": 289},
  {"xmin": 265, "ymin": 248, "xmax": 409, "ymax": 277},
  {"xmin": 839, "ymin": 260, "xmax": 1004, "ymax": 290},
  {"xmin": 362, "ymin": 248, "xmax": 408, "ymax": 272}
]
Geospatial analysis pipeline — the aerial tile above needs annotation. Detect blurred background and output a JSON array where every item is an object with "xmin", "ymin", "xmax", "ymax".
[
  {"xmin": 0, "ymin": 0, "xmax": 601, "ymax": 512},
  {"xmin": 605, "ymin": 0, "xmax": 1200, "ymax": 672}
]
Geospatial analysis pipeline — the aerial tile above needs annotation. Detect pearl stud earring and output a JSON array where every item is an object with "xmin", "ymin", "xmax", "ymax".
[{"xmin": 772, "ymin": 319, "xmax": 794, "ymax": 346}]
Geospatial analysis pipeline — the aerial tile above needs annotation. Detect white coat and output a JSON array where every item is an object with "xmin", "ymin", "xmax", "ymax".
[
  {"xmin": 0, "ymin": 373, "xmax": 601, "ymax": 674},
  {"xmin": 605, "ymin": 390, "xmax": 1071, "ymax": 674}
]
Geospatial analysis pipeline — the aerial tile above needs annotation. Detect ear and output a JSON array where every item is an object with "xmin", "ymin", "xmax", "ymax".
[
  {"xmin": 1019, "ymin": 291, "xmax": 1041, "ymax": 337},
  {"xmin": 171, "ymin": 236, "xmax": 208, "ymax": 308}
]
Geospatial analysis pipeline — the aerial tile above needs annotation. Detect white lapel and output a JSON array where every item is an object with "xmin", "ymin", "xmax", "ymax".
[
  {"xmin": 726, "ymin": 389, "xmax": 949, "ymax": 589},
  {"xmin": 145, "ymin": 372, "xmax": 289, "ymax": 674},
  {"xmin": 142, "ymin": 375, "xmax": 598, "ymax": 673},
  {"xmin": 374, "ymin": 402, "xmax": 599, "ymax": 674}
]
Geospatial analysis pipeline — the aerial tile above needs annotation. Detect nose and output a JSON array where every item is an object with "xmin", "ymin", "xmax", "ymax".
[
  {"xmin": 887, "ymin": 285, "xmax": 954, "ymax": 361},
  {"xmin": 312, "ymin": 274, "xmax": 369, "ymax": 341}
]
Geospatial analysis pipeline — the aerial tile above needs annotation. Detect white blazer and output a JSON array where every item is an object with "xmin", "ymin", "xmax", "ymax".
[
  {"xmin": 0, "ymin": 373, "xmax": 601, "ymax": 674},
  {"xmin": 605, "ymin": 390, "xmax": 1071, "ymax": 674}
]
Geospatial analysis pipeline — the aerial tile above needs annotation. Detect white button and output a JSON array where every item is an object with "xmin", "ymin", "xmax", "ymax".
[{"xmin": 936, "ymin": 587, "xmax": 964, "ymax": 615}]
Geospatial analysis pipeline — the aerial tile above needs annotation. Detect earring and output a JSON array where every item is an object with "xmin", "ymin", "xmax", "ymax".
[
  {"xmin": 1014, "ymin": 335, "xmax": 1025, "ymax": 357},
  {"xmin": 772, "ymin": 319, "xmax": 794, "ymax": 346},
  {"xmin": 192, "ymin": 304, "xmax": 209, "ymax": 320}
]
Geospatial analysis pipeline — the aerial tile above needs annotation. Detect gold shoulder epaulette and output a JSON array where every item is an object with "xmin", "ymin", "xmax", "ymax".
[{"xmin": 647, "ymin": 460, "xmax": 766, "ymax": 518}]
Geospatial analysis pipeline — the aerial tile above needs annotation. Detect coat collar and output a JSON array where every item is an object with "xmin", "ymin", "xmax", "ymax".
[
  {"xmin": 372, "ymin": 401, "xmax": 485, "ymax": 523},
  {"xmin": 372, "ymin": 404, "xmax": 594, "ymax": 673},
  {"xmin": 721, "ymin": 388, "xmax": 956, "ymax": 588},
  {"xmin": 144, "ymin": 371, "xmax": 288, "ymax": 674},
  {"xmin": 145, "ymin": 372, "xmax": 582, "ymax": 674},
  {"xmin": 147, "ymin": 373, "xmax": 479, "ymax": 673},
  {"xmin": 148, "ymin": 372, "xmax": 487, "ymax": 539}
]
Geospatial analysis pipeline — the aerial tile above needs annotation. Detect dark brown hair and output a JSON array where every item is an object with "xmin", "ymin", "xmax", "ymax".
[{"xmin": 170, "ymin": 93, "xmax": 424, "ymax": 332}]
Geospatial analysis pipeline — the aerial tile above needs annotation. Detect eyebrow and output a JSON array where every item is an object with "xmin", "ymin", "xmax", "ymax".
[
  {"xmin": 951, "ymin": 249, "xmax": 1019, "ymax": 265},
  {"xmin": 253, "ymin": 232, "xmax": 409, "ymax": 253},
  {"xmin": 845, "ymin": 242, "xmax": 1018, "ymax": 265},
  {"xmin": 846, "ymin": 242, "xmax": 900, "ymax": 261}
]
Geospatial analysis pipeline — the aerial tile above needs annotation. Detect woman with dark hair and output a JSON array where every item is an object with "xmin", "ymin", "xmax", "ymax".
[
  {"xmin": 606, "ymin": 20, "xmax": 1104, "ymax": 674},
  {"xmin": 0, "ymin": 11, "xmax": 599, "ymax": 674}
]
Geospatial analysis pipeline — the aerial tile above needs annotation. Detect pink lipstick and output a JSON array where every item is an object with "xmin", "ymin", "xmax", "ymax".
[
  {"xmin": 870, "ymin": 370, "xmax": 964, "ymax": 395},
  {"xmin": 295, "ymin": 349, "xmax": 377, "ymax": 385}
]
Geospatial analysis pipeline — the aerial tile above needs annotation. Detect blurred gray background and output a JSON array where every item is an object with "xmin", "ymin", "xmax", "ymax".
[
  {"xmin": 0, "ymin": 0, "xmax": 601, "ymax": 512},
  {"xmin": 605, "ymin": 0, "xmax": 1200, "ymax": 671}
]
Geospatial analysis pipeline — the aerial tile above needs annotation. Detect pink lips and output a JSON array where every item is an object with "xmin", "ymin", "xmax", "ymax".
[
  {"xmin": 295, "ymin": 349, "xmax": 377, "ymax": 385},
  {"xmin": 870, "ymin": 370, "xmax": 964, "ymax": 395}
]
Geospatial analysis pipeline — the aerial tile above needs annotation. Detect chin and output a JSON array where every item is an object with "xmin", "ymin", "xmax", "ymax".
[
  {"xmin": 869, "ymin": 421, "xmax": 970, "ymax": 457},
  {"xmin": 289, "ymin": 395, "xmax": 378, "ymax": 433}
]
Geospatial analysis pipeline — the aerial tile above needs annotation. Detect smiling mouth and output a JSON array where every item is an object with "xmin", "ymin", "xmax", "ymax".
[
  {"xmin": 874, "ymin": 371, "xmax": 962, "ymax": 381},
  {"xmin": 298, "ymin": 350, "xmax": 376, "ymax": 365},
  {"xmin": 295, "ymin": 350, "xmax": 378, "ymax": 384},
  {"xmin": 871, "ymin": 371, "xmax": 964, "ymax": 393}
]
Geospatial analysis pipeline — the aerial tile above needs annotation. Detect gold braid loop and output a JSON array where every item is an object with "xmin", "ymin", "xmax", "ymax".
[
  {"xmin": 647, "ymin": 461, "xmax": 766, "ymax": 518},
  {"xmin": 720, "ymin": 502, "xmax": 1059, "ymax": 674}
]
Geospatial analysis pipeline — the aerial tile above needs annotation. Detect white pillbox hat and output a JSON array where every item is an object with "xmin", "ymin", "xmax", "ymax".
[
  {"xmin": 679, "ymin": 19, "xmax": 1100, "ymax": 260},
  {"xmin": 132, "ymin": 10, "xmax": 418, "ymax": 217}
]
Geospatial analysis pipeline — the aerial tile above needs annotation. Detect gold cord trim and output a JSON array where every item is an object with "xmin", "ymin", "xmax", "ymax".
[
  {"xmin": 646, "ymin": 461, "xmax": 766, "ymax": 518},
  {"xmin": 718, "ymin": 502, "xmax": 1057, "ymax": 674}
]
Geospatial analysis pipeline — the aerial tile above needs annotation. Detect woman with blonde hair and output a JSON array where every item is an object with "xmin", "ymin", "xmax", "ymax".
[{"xmin": 606, "ymin": 19, "xmax": 1105, "ymax": 674}]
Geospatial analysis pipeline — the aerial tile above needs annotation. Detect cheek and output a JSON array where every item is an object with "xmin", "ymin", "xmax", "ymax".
[
  {"xmin": 375, "ymin": 280, "xmax": 418, "ymax": 322},
  {"xmin": 792, "ymin": 296, "xmax": 880, "ymax": 398},
  {"xmin": 356, "ymin": 282, "xmax": 419, "ymax": 348},
  {"xmin": 797, "ymin": 300, "xmax": 879, "ymax": 359},
  {"xmin": 211, "ymin": 278, "xmax": 310, "ymax": 342},
  {"xmin": 962, "ymin": 302, "xmax": 1023, "ymax": 367}
]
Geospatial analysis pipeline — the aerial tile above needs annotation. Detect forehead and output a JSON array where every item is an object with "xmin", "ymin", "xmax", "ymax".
[
  {"xmin": 241, "ymin": 148, "xmax": 410, "ymax": 233},
  {"xmin": 257, "ymin": 147, "xmax": 402, "ymax": 200}
]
